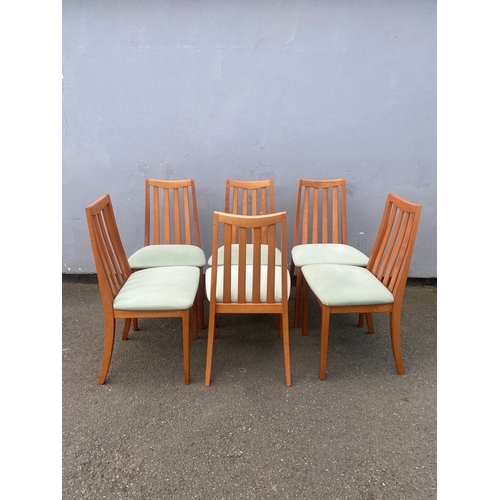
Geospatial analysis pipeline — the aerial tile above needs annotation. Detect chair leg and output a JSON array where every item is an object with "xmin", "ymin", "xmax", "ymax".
[
  {"xmin": 357, "ymin": 313, "xmax": 364, "ymax": 327},
  {"xmin": 319, "ymin": 305, "xmax": 331, "ymax": 380},
  {"xmin": 301, "ymin": 276, "xmax": 309, "ymax": 336},
  {"xmin": 281, "ymin": 310, "xmax": 292, "ymax": 387},
  {"xmin": 182, "ymin": 310, "xmax": 191, "ymax": 384},
  {"xmin": 121, "ymin": 318, "xmax": 132, "ymax": 340},
  {"xmin": 192, "ymin": 293, "xmax": 199, "ymax": 340},
  {"xmin": 98, "ymin": 316, "xmax": 116, "ymax": 385},
  {"xmin": 204, "ymin": 306, "xmax": 217, "ymax": 386},
  {"xmin": 390, "ymin": 309, "xmax": 405, "ymax": 375},
  {"xmin": 366, "ymin": 313, "xmax": 375, "ymax": 334},
  {"xmin": 293, "ymin": 268, "xmax": 303, "ymax": 328},
  {"xmin": 198, "ymin": 269, "xmax": 205, "ymax": 330}
]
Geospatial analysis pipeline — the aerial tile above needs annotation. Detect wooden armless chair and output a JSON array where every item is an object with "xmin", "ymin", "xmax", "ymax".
[
  {"xmin": 300, "ymin": 193, "xmax": 422, "ymax": 379},
  {"xmin": 204, "ymin": 211, "xmax": 291, "ymax": 387},
  {"xmin": 290, "ymin": 179, "xmax": 369, "ymax": 333},
  {"xmin": 127, "ymin": 179, "xmax": 206, "ymax": 335},
  {"xmin": 85, "ymin": 194, "xmax": 200, "ymax": 384}
]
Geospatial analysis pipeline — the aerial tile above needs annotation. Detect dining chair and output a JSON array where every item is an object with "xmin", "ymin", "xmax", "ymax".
[
  {"xmin": 290, "ymin": 179, "xmax": 369, "ymax": 333},
  {"xmin": 207, "ymin": 179, "xmax": 281, "ymax": 266},
  {"xmin": 127, "ymin": 179, "xmax": 207, "ymax": 335},
  {"xmin": 85, "ymin": 194, "xmax": 200, "ymax": 385},
  {"xmin": 204, "ymin": 211, "xmax": 292, "ymax": 387},
  {"xmin": 300, "ymin": 193, "xmax": 422, "ymax": 379}
]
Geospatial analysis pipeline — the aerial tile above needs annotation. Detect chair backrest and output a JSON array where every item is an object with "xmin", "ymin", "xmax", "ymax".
[
  {"xmin": 210, "ymin": 211, "xmax": 288, "ymax": 304},
  {"xmin": 224, "ymin": 179, "xmax": 275, "ymax": 243},
  {"xmin": 367, "ymin": 193, "xmax": 422, "ymax": 299},
  {"xmin": 292, "ymin": 178, "xmax": 348, "ymax": 247},
  {"xmin": 85, "ymin": 194, "xmax": 131, "ymax": 308},
  {"xmin": 144, "ymin": 179, "xmax": 201, "ymax": 247}
]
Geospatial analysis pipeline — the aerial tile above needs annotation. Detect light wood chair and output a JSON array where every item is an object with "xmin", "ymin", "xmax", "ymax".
[
  {"xmin": 300, "ymin": 193, "xmax": 422, "ymax": 379},
  {"xmin": 85, "ymin": 194, "xmax": 200, "ymax": 385},
  {"xmin": 290, "ymin": 179, "xmax": 369, "ymax": 333},
  {"xmin": 207, "ymin": 179, "xmax": 280, "ymax": 266},
  {"xmin": 127, "ymin": 179, "xmax": 206, "ymax": 335},
  {"xmin": 204, "ymin": 211, "xmax": 292, "ymax": 387}
]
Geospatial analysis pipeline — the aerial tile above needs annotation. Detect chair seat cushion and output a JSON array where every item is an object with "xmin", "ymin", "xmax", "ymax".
[
  {"xmin": 301, "ymin": 264, "xmax": 394, "ymax": 306},
  {"xmin": 207, "ymin": 244, "xmax": 282, "ymax": 266},
  {"xmin": 114, "ymin": 267, "xmax": 200, "ymax": 311},
  {"xmin": 291, "ymin": 243, "xmax": 369, "ymax": 268},
  {"xmin": 205, "ymin": 265, "xmax": 290, "ymax": 303},
  {"xmin": 128, "ymin": 244, "xmax": 206, "ymax": 269}
]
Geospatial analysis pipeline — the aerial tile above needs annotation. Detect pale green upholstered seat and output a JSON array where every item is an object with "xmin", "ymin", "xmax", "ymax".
[
  {"xmin": 301, "ymin": 264, "xmax": 394, "ymax": 307},
  {"xmin": 291, "ymin": 243, "xmax": 369, "ymax": 268},
  {"xmin": 205, "ymin": 265, "xmax": 290, "ymax": 303},
  {"xmin": 207, "ymin": 244, "xmax": 282, "ymax": 266},
  {"xmin": 114, "ymin": 266, "xmax": 200, "ymax": 311},
  {"xmin": 128, "ymin": 244, "xmax": 206, "ymax": 269}
]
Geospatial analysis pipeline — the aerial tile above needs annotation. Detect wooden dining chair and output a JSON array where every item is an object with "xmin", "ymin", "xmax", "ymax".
[
  {"xmin": 127, "ymin": 179, "xmax": 206, "ymax": 334},
  {"xmin": 204, "ymin": 211, "xmax": 291, "ymax": 387},
  {"xmin": 290, "ymin": 179, "xmax": 369, "ymax": 333},
  {"xmin": 85, "ymin": 194, "xmax": 200, "ymax": 385},
  {"xmin": 300, "ymin": 193, "xmax": 422, "ymax": 379},
  {"xmin": 207, "ymin": 179, "xmax": 280, "ymax": 266}
]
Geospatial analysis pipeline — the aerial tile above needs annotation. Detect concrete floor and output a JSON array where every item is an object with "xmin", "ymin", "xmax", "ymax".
[{"xmin": 62, "ymin": 279, "xmax": 436, "ymax": 499}]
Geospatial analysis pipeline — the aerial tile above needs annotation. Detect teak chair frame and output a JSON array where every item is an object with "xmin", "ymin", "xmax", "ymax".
[
  {"xmin": 302, "ymin": 193, "xmax": 422, "ymax": 379},
  {"xmin": 142, "ymin": 178, "xmax": 205, "ymax": 332},
  {"xmin": 290, "ymin": 178, "xmax": 366, "ymax": 330},
  {"xmin": 86, "ymin": 194, "xmax": 197, "ymax": 385},
  {"xmin": 205, "ymin": 211, "xmax": 291, "ymax": 387}
]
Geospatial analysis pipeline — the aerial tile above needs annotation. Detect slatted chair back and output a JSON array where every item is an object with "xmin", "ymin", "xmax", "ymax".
[
  {"xmin": 86, "ymin": 194, "xmax": 132, "ymax": 307},
  {"xmin": 144, "ymin": 178, "xmax": 201, "ymax": 247},
  {"xmin": 292, "ymin": 178, "xmax": 348, "ymax": 247},
  {"xmin": 210, "ymin": 211, "xmax": 288, "ymax": 307},
  {"xmin": 367, "ymin": 193, "xmax": 422, "ymax": 299},
  {"xmin": 224, "ymin": 179, "xmax": 275, "ymax": 244}
]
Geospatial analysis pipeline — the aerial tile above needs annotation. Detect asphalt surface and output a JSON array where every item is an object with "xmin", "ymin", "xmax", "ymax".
[{"xmin": 62, "ymin": 278, "xmax": 436, "ymax": 499}]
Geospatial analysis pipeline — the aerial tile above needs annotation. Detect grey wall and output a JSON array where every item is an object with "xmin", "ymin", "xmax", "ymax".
[{"xmin": 62, "ymin": 0, "xmax": 436, "ymax": 277}]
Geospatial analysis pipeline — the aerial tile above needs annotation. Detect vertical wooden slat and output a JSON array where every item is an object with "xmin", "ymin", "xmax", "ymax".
[
  {"xmin": 332, "ymin": 186, "xmax": 339, "ymax": 243},
  {"xmin": 312, "ymin": 188, "xmax": 319, "ymax": 243},
  {"xmin": 183, "ymin": 186, "xmax": 192, "ymax": 244},
  {"xmin": 266, "ymin": 223, "xmax": 276, "ymax": 303},
  {"xmin": 252, "ymin": 228, "xmax": 262, "ymax": 302},
  {"xmin": 153, "ymin": 186, "xmax": 160, "ymax": 244},
  {"xmin": 251, "ymin": 188, "xmax": 257, "ymax": 215},
  {"xmin": 322, "ymin": 188, "xmax": 328, "ymax": 243},
  {"xmin": 173, "ymin": 188, "xmax": 181, "ymax": 243},
  {"xmin": 161, "ymin": 188, "xmax": 170, "ymax": 244},
  {"xmin": 242, "ymin": 189, "xmax": 249, "ymax": 215},
  {"xmin": 223, "ymin": 223, "xmax": 232, "ymax": 303},
  {"xmin": 231, "ymin": 187, "xmax": 238, "ymax": 242},
  {"xmin": 302, "ymin": 187, "xmax": 310, "ymax": 244},
  {"xmin": 237, "ymin": 227, "xmax": 247, "ymax": 303}
]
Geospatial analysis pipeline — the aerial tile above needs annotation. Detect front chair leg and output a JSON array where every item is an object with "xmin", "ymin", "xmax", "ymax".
[
  {"xmin": 182, "ymin": 310, "xmax": 191, "ymax": 384},
  {"xmin": 281, "ymin": 310, "xmax": 292, "ymax": 387},
  {"xmin": 98, "ymin": 316, "xmax": 116, "ymax": 385},
  {"xmin": 390, "ymin": 309, "xmax": 405, "ymax": 375},
  {"xmin": 293, "ymin": 268, "xmax": 303, "ymax": 329},
  {"xmin": 205, "ymin": 306, "xmax": 217, "ymax": 386},
  {"xmin": 319, "ymin": 305, "xmax": 331, "ymax": 380},
  {"xmin": 301, "ymin": 276, "xmax": 309, "ymax": 336}
]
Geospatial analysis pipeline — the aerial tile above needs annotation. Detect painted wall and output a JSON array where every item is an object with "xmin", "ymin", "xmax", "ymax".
[{"xmin": 62, "ymin": 0, "xmax": 436, "ymax": 277}]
